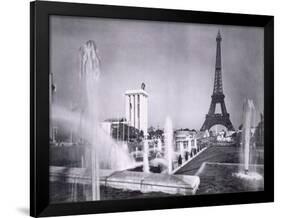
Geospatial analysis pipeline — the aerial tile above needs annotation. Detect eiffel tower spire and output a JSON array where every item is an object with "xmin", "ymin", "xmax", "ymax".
[
  {"xmin": 200, "ymin": 30, "xmax": 234, "ymax": 131},
  {"xmin": 213, "ymin": 30, "xmax": 223, "ymax": 94}
]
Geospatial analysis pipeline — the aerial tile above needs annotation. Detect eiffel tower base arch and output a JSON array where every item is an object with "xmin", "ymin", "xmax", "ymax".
[{"xmin": 200, "ymin": 114, "xmax": 234, "ymax": 131}]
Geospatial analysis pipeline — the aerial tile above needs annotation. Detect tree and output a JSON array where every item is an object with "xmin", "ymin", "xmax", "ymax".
[
  {"xmin": 155, "ymin": 129, "xmax": 164, "ymax": 137},
  {"xmin": 148, "ymin": 126, "xmax": 155, "ymax": 139}
]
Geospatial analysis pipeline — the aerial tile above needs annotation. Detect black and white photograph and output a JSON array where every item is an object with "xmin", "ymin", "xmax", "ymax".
[
  {"xmin": 49, "ymin": 16, "xmax": 265, "ymax": 203},
  {"xmin": 0, "ymin": 0, "xmax": 278, "ymax": 217}
]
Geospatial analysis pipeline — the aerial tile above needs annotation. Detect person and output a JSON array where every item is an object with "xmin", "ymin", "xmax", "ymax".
[
  {"xmin": 178, "ymin": 155, "xmax": 182, "ymax": 166},
  {"xmin": 185, "ymin": 152, "xmax": 188, "ymax": 161}
]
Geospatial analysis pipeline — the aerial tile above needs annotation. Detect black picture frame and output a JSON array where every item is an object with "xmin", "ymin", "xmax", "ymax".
[{"xmin": 30, "ymin": 1, "xmax": 274, "ymax": 217}]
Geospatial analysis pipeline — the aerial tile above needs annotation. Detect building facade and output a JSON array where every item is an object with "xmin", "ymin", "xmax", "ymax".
[
  {"xmin": 101, "ymin": 118, "xmax": 142, "ymax": 142},
  {"xmin": 125, "ymin": 87, "xmax": 148, "ymax": 135},
  {"xmin": 175, "ymin": 130, "xmax": 198, "ymax": 159}
]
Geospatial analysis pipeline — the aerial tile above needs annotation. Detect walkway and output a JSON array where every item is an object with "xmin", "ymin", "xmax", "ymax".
[{"xmin": 174, "ymin": 145, "xmax": 240, "ymax": 175}]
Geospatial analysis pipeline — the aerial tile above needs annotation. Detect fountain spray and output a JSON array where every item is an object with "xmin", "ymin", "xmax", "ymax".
[
  {"xmin": 233, "ymin": 99, "xmax": 263, "ymax": 181},
  {"xmin": 242, "ymin": 99, "xmax": 256, "ymax": 174},
  {"xmin": 164, "ymin": 117, "xmax": 174, "ymax": 175},
  {"xmin": 143, "ymin": 134, "xmax": 150, "ymax": 173},
  {"xmin": 80, "ymin": 40, "xmax": 101, "ymax": 200}
]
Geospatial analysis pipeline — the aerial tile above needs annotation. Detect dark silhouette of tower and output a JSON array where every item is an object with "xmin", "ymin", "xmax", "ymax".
[{"xmin": 200, "ymin": 31, "xmax": 234, "ymax": 131}]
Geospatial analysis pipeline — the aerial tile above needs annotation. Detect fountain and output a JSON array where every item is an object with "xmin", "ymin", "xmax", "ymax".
[
  {"xmin": 143, "ymin": 135, "xmax": 150, "ymax": 173},
  {"xmin": 157, "ymin": 138, "xmax": 162, "ymax": 152},
  {"xmin": 234, "ymin": 99, "xmax": 263, "ymax": 181},
  {"xmin": 50, "ymin": 109, "xmax": 201, "ymax": 199},
  {"xmin": 79, "ymin": 40, "xmax": 101, "ymax": 200},
  {"xmin": 164, "ymin": 117, "xmax": 174, "ymax": 175},
  {"xmin": 51, "ymin": 105, "xmax": 135, "ymax": 170},
  {"xmin": 50, "ymin": 40, "xmax": 137, "ymax": 201},
  {"xmin": 49, "ymin": 41, "xmax": 201, "ymax": 200}
]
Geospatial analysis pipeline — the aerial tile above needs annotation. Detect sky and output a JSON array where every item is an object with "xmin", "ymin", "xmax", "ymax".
[{"xmin": 50, "ymin": 16, "xmax": 264, "ymax": 130}]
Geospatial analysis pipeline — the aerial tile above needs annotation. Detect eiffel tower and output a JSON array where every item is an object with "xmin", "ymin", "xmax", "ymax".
[{"xmin": 200, "ymin": 30, "xmax": 234, "ymax": 131}]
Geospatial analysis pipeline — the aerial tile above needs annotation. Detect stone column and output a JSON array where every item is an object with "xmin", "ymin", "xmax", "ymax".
[
  {"xmin": 187, "ymin": 138, "xmax": 192, "ymax": 158},
  {"xmin": 180, "ymin": 141, "xmax": 184, "ymax": 161},
  {"xmin": 133, "ymin": 95, "xmax": 136, "ymax": 128},
  {"xmin": 136, "ymin": 94, "xmax": 139, "ymax": 130},
  {"xmin": 125, "ymin": 94, "xmax": 130, "ymax": 125}
]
